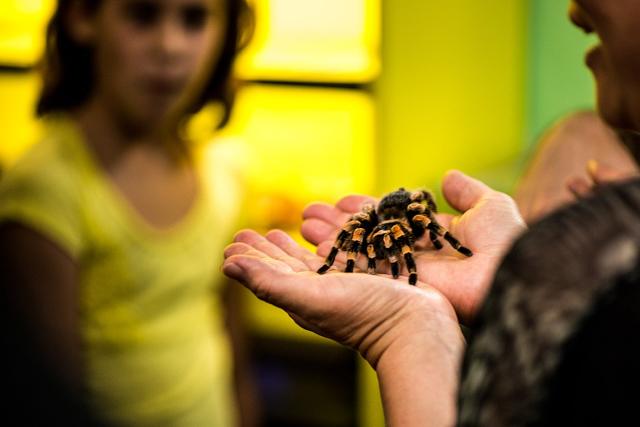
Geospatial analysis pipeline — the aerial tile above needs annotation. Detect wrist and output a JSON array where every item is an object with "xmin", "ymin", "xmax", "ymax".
[{"xmin": 373, "ymin": 290, "xmax": 465, "ymax": 427}]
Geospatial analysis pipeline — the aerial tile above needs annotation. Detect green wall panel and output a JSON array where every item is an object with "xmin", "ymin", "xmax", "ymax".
[
  {"xmin": 376, "ymin": 0, "xmax": 527, "ymax": 196},
  {"xmin": 526, "ymin": 0, "xmax": 597, "ymax": 147}
]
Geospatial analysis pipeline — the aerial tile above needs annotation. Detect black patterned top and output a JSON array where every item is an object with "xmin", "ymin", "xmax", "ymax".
[{"xmin": 459, "ymin": 178, "xmax": 640, "ymax": 426}]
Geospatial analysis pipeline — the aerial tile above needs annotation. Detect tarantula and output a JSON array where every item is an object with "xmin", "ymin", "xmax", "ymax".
[{"xmin": 317, "ymin": 188, "xmax": 473, "ymax": 285}]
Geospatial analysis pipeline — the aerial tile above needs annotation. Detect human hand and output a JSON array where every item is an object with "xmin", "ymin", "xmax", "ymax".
[
  {"xmin": 223, "ymin": 229, "xmax": 463, "ymax": 369},
  {"xmin": 224, "ymin": 229, "xmax": 465, "ymax": 425},
  {"xmin": 566, "ymin": 159, "xmax": 639, "ymax": 198},
  {"xmin": 301, "ymin": 170, "xmax": 527, "ymax": 324}
]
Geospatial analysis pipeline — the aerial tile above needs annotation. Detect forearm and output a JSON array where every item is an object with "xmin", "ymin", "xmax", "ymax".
[
  {"xmin": 0, "ymin": 223, "xmax": 83, "ymax": 391},
  {"xmin": 222, "ymin": 282, "xmax": 261, "ymax": 427},
  {"xmin": 375, "ymin": 324, "xmax": 465, "ymax": 427}
]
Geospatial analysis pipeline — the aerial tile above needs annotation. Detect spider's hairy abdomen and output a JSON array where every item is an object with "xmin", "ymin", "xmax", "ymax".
[{"xmin": 377, "ymin": 188, "xmax": 414, "ymax": 221}]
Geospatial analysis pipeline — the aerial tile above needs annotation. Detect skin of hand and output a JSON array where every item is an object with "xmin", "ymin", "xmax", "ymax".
[
  {"xmin": 513, "ymin": 111, "xmax": 639, "ymax": 224},
  {"xmin": 223, "ymin": 229, "xmax": 464, "ymax": 426},
  {"xmin": 566, "ymin": 159, "xmax": 640, "ymax": 199},
  {"xmin": 301, "ymin": 170, "xmax": 527, "ymax": 324}
]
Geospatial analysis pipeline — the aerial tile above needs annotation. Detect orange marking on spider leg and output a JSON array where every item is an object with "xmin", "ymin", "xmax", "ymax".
[
  {"xmin": 353, "ymin": 213, "xmax": 370, "ymax": 223},
  {"xmin": 407, "ymin": 202, "xmax": 424, "ymax": 212},
  {"xmin": 413, "ymin": 214, "xmax": 429, "ymax": 225},
  {"xmin": 353, "ymin": 228, "xmax": 365, "ymax": 242},
  {"xmin": 346, "ymin": 250, "xmax": 358, "ymax": 272},
  {"xmin": 366, "ymin": 244, "xmax": 377, "ymax": 274},
  {"xmin": 318, "ymin": 247, "xmax": 340, "ymax": 274},
  {"xmin": 383, "ymin": 234, "xmax": 393, "ymax": 249},
  {"xmin": 410, "ymin": 191, "xmax": 423, "ymax": 201},
  {"xmin": 402, "ymin": 245, "xmax": 411, "ymax": 255},
  {"xmin": 391, "ymin": 224, "xmax": 405, "ymax": 239},
  {"xmin": 372, "ymin": 229, "xmax": 389, "ymax": 239},
  {"xmin": 367, "ymin": 244, "xmax": 376, "ymax": 259},
  {"xmin": 343, "ymin": 220, "xmax": 362, "ymax": 232}
]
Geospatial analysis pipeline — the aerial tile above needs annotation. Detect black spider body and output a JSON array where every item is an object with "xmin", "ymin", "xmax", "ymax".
[{"xmin": 317, "ymin": 188, "xmax": 473, "ymax": 285}]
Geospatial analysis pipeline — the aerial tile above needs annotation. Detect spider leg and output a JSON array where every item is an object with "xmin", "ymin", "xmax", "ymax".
[
  {"xmin": 428, "ymin": 214, "xmax": 473, "ymax": 256},
  {"xmin": 404, "ymin": 250, "xmax": 418, "ymax": 285},
  {"xmin": 391, "ymin": 224, "xmax": 419, "ymax": 285},
  {"xmin": 371, "ymin": 229, "xmax": 401, "ymax": 278},
  {"xmin": 317, "ymin": 220, "xmax": 359, "ymax": 274},
  {"xmin": 439, "ymin": 228, "xmax": 473, "ymax": 257},
  {"xmin": 410, "ymin": 190, "xmax": 438, "ymax": 212},
  {"xmin": 429, "ymin": 230, "xmax": 444, "ymax": 250},
  {"xmin": 422, "ymin": 191, "xmax": 438, "ymax": 213},
  {"xmin": 366, "ymin": 244, "xmax": 377, "ymax": 274},
  {"xmin": 317, "ymin": 248, "xmax": 337, "ymax": 274},
  {"xmin": 413, "ymin": 214, "xmax": 473, "ymax": 257},
  {"xmin": 345, "ymin": 228, "xmax": 366, "ymax": 273},
  {"xmin": 408, "ymin": 203, "xmax": 443, "ymax": 249},
  {"xmin": 389, "ymin": 225, "xmax": 415, "ymax": 279}
]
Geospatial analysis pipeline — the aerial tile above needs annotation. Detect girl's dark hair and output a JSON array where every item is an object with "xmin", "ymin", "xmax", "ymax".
[{"xmin": 37, "ymin": 0, "xmax": 251, "ymax": 129}]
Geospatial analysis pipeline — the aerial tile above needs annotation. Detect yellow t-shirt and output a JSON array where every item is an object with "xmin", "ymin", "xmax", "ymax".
[{"xmin": 0, "ymin": 115, "xmax": 244, "ymax": 426}]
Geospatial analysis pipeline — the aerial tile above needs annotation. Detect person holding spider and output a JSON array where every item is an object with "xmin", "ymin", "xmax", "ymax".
[
  {"xmin": 0, "ymin": 0, "xmax": 259, "ymax": 426},
  {"xmin": 223, "ymin": 0, "xmax": 640, "ymax": 425}
]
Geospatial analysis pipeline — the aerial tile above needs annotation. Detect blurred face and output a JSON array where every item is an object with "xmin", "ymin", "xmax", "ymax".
[
  {"xmin": 569, "ymin": 0, "xmax": 640, "ymax": 131},
  {"xmin": 79, "ymin": 0, "xmax": 228, "ymax": 131}
]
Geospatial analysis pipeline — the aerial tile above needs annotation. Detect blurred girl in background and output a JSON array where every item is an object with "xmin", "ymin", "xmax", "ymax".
[{"xmin": 0, "ymin": 0, "xmax": 256, "ymax": 425}]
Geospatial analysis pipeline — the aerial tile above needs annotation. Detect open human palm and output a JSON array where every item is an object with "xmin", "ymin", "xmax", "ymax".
[
  {"xmin": 223, "ymin": 229, "xmax": 461, "ymax": 368},
  {"xmin": 301, "ymin": 170, "xmax": 527, "ymax": 324}
]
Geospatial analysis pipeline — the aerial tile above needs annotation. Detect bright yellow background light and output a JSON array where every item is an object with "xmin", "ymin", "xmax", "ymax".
[
  {"xmin": 236, "ymin": 0, "xmax": 380, "ymax": 83},
  {"xmin": 216, "ymin": 83, "xmax": 375, "ymax": 231},
  {"xmin": 0, "ymin": 0, "xmax": 55, "ymax": 66}
]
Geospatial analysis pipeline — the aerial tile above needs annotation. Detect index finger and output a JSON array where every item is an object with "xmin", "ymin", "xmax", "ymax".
[{"xmin": 335, "ymin": 194, "xmax": 376, "ymax": 213}]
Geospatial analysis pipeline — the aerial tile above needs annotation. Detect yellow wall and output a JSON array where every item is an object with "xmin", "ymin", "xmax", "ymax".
[
  {"xmin": 236, "ymin": 0, "xmax": 380, "ymax": 83},
  {"xmin": 0, "ymin": 72, "xmax": 42, "ymax": 168},
  {"xmin": 0, "ymin": 0, "xmax": 54, "ymax": 66},
  {"xmin": 0, "ymin": 0, "xmax": 53, "ymax": 168},
  {"xmin": 377, "ymin": 1, "xmax": 527, "ymax": 196}
]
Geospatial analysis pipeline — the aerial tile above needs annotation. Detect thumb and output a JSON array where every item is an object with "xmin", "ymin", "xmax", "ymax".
[
  {"xmin": 587, "ymin": 159, "xmax": 634, "ymax": 185},
  {"xmin": 441, "ymin": 169, "xmax": 493, "ymax": 212}
]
